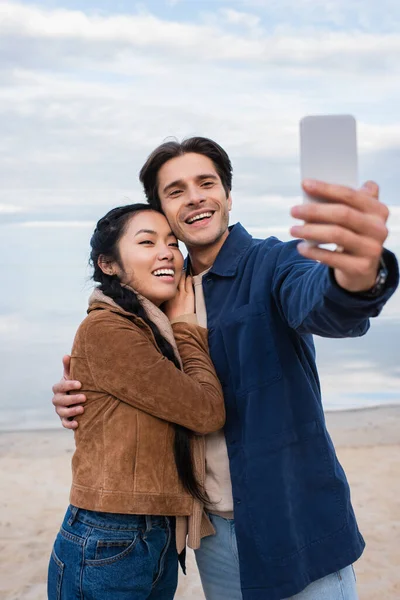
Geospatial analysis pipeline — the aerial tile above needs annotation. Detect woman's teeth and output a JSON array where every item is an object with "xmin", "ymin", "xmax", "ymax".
[{"xmin": 153, "ymin": 269, "xmax": 174, "ymax": 277}]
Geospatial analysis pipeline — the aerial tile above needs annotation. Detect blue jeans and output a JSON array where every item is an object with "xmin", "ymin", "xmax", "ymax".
[
  {"xmin": 48, "ymin": 505, "xmax": 178, "ymax": 600},
  {"xmin": 195, "ymin": 513, "xmax": 359, "ymax": 600}
]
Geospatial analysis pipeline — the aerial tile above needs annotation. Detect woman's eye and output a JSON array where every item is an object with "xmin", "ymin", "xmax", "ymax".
[
  {"xmin": 139, "ymin": 240, "xmax": 153, "ymax": 245},
  {"xmin": 169, "ymin": 242, "xmax": 179, "ymax": 248}
]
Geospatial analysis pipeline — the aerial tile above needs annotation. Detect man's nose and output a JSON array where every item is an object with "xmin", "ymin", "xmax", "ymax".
[{"xmin": 187, "ymin": 185, "xmax": 206, "ymax": 205}]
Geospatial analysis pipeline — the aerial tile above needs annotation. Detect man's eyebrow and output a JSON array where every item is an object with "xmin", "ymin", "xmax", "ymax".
[
  {"xmin": 162, "ymin": 173, "xmax": 218, "ymax": 194},
  {"xmin": 162, "ymin": 179, "xmax": 184, "ymax": 194},
  {"xmin": 196, "ymin": 173, "xmax": 218, "ymax": 182}
]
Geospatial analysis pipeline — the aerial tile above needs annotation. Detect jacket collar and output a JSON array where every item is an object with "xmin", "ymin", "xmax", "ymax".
[
  {"xmin": 88, "ymin": 288, "xmax": 135, "ymax": 318},
  {"xmin": 185, "ymin": 223, "xmax": 253, "ymax": 277}
]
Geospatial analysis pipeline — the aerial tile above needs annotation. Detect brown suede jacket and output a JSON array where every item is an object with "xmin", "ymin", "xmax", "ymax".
[{"xmin": 69, "ymin": 299, "xmax": 225, "ymax": 517}]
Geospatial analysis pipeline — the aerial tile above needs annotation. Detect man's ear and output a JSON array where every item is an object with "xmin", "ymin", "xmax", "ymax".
[
  {"xmin": 98, "ymin": 255, "xmax": 116, "ymax": 276},
  {"xmin": 227, "ymin": 192, "xmax": 233, "ymax": 212}
]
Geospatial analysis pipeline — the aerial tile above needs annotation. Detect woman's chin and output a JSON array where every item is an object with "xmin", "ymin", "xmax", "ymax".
[{"xmin": 148, "ymin": 291, "xmax": 177, "ymax": 308}]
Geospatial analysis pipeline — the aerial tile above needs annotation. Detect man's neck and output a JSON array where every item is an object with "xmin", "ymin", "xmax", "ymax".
[{"xmin": 188, "ymin": 229, "xmax": 230, "ymax": 275}]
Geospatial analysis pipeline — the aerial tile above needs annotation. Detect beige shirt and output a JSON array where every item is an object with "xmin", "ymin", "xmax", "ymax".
[{"xmin": 193, "ymin": 270, "xmax": 234, "ymax": 516}]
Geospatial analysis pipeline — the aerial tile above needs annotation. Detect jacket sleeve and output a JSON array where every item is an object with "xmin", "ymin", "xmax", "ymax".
[
  {"xmin": 270, "ymin": 239, "xmax": 399, "ymax": 337},
  {"xmin": 83, "ymin": 315, "xmax": 225, "ymax": 434}
]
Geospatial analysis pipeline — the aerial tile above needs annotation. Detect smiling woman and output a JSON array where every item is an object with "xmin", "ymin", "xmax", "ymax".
[
  {"xmin": 47, "ymin": 202, "xmax": 225, "ymax": 600},
  {"xmin": 94, "ymin": 206, "xmax": 184, "ymax": 306}
]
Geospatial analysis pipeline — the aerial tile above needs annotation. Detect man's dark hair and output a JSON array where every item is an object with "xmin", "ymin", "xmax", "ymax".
[{"xmin": 139, "ymin": 137, "xmax": 233, "ymax": 210}]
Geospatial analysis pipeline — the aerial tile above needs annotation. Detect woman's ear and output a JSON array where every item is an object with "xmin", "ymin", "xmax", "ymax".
[{"xmin": 98, "ymin": 255, "xmax": 116, "ymax": 276}]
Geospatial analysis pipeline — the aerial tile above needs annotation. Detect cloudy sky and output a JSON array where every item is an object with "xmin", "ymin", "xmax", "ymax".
[{"xmin": 1, "ymin": 0, "xmax": 399, "ymax": 429}]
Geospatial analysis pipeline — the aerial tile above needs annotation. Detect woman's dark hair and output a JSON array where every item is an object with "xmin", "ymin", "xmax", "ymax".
[
  {"xmin": 139, "ymin": 136, "xmax": 233, "ymax": 211},
  {"xmin": 90, "ymin": 203, "xmax": 207, "ymax": 503}
]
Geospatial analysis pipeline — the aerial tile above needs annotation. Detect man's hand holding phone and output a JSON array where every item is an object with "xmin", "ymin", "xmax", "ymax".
[
  {"xmin": 291, "ymin": 114, "xmax": 389, "ymax": 294},
  {"xmin": 290, "ymin": 179, "xmax": 389, "ymax": 293},
  {"xmin": 52, "ymin": 355, "xmax": 86, "ymax": 429}
]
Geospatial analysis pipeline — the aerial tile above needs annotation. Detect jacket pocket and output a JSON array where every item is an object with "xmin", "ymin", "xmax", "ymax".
[
  {"xmin": 245, "ymin": 420, "xmax": 347, "ymax": 565},
  {"xmin": 220, "ymin": 302, "xmax": 282, "ymax": 394}
]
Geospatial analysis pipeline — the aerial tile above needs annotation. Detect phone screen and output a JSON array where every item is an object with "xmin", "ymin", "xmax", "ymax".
[{"xmin": 300, "ymin": 115, "xmax": 358, "ymax": 203}]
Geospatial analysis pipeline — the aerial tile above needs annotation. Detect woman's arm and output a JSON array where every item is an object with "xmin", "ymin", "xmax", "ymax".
[{"xmin": 80, "ymin": 314, "xmax": 225, "ymax": 434}]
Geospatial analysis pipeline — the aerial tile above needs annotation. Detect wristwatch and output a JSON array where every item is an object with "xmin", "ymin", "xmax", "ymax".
[{"xmin": 360, "ymin": 257, "xmax": 388, "ymax": 298}]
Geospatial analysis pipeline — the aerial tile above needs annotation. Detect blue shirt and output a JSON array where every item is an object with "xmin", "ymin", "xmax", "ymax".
[{"xmin": 193, "ymin": 223, "xmax": 398, "ymax": 600}]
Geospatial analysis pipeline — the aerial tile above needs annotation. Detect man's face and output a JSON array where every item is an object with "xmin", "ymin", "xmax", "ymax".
[{"xmin": 157, "ymin": 153, "xmax": 232, "ymax": 249}]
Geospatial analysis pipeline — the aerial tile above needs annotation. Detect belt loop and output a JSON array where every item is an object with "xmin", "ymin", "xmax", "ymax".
[
  {"xmin": 145, "ymin": 515, "xmax": 152, "ymax": 534},
  {"xmin": 67, "ymin": 505, "xmax": 79, "ymax": 526}
]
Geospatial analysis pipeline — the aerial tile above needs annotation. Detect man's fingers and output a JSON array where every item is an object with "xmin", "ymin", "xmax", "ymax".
[
  {"xmin": 61, "ymin": 417, "xmax": 79, "ymax": 430},
  {"xmin": 55, "ymin": 402, "xmax": 84, "ymax": 418},
  {"xmin": 302, "ymin": 180, "xmax": 388, "ymax": 220},
  {"xmin": 297, "ymin": 242, "xmax": 377, "ymax": 274},
  {"xmin": 62, "ymin": 355, "xmax": 72, "ymax": 379},
  {"xmin": 56, "ymin": 405, "xmax": 84, "ymax": 419},
  {"xmin": 291, "ymin": 204, "xmax": 389, "ymax": 242},
  {"xmin": 361, "ymin": 180, "xmax": 379, "ymax": 198},
  {"xmin": 52, "ymin": 391, "xmax": 86, "ymax": 408},
  {"xmin": 291, "ymin": 223, "xmax": 382, "ymax": 257},
  {"xmin": 52, "ymin": 379, "xmax": 82, "ymax": 396}
]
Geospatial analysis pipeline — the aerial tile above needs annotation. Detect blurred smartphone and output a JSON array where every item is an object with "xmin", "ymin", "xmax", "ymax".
[{"xmin": 300, "ymin": 114, "xmax": 358, "ymax": 204}]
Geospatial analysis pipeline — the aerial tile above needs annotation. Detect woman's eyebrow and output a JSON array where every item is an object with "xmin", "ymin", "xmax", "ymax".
[{"xmin": 134, "ymin": 229, "xmax": 156, "ymax": 237}]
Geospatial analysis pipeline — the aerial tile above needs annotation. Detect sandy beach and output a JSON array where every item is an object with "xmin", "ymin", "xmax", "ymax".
[{"xmin": 1, "ymin": 405, "xmax": 399, "ymax": 600}]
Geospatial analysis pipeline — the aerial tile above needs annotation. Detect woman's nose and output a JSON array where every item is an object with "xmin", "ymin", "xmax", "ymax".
[{"xmin": 157, "ymin": 246, "xmax": 174, "ymax": 260}]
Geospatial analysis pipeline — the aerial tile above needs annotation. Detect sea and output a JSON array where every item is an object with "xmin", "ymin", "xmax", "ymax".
[{"xmin": 1, "ymin": 215, "xmax": 399, "ymax": 432}]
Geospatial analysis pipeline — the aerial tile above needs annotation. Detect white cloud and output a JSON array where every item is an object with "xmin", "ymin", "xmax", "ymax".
[
  {"xmin": 0, "ymin": 2, "xmax": 400, "ymax": 69},
  {"xmin": 0, "ymin": 2, "xmax": 399, "ymax": 204},
  {"xmin": 0, "ymin": 1, "xmax": 399, "ymax": 427},
  {"xmin": 0, "ymin": 202, "xmax": 23, "ymax": 213},
  {"xmin": 19, "ymin": 220, "xmax": 95, "ymax": 228},
  {"xmin": 358, "ymin": 123, "xmax": 400, "ymax": 153},
  {"xmin": 220, "ymin": 8, "xmax": 261, "ymax": 29}
]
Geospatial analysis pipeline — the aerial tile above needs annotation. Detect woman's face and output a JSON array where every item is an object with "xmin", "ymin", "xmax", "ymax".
[{"xmin": 110, "ymin": 210, "xmax": 184, "ymax": 306}]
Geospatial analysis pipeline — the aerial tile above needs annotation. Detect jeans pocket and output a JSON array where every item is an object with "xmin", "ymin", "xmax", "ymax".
[
  {"xmin": 48, "ymin": 547, "xmax": 65, "ymax": 600},
  {"xmin": 85, "ymin": 530, "xmax": 141, "ymax": 566},
  {"xmin": 82, "ymin": 530, "xmax": 152, "ymax": 597}
]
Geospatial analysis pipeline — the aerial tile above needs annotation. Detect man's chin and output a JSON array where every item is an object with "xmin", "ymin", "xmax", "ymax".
[
  {"xmin": 184, "ymin": 233, "xmax": 219, "ymax": 247},
  {"xmin": 180, "ymin": 225, "xmax": 220, "ymax": 245}
]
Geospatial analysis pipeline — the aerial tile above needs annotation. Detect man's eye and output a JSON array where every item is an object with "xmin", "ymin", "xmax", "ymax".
[
  {"xmin": 202, "ymin": 181, "xmax": 213, "ymax": 187},
  {"xmin": 169, "ymin": 190, "xmax": 182, "ymax": 197}
]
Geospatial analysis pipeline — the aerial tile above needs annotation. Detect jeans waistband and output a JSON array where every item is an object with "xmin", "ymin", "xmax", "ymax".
[{"xmin": 67, "ymin": 505, "xmax": 173, "ymax": 532}]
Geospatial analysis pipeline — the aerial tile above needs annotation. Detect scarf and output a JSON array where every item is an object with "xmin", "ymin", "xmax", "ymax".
[{"xmin": 88, "ymin": 286, "xmax": 183, "ymax": 369}]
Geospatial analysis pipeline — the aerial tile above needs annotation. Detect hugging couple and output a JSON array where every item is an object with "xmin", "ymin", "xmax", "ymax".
[{"xmin": 48, "ymin": 136, "xmax": 398, "ymax": 600}]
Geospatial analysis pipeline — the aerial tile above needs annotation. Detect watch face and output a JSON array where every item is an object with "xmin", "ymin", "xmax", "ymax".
[{"xmin": 368, "ymin": 258, "xmax": 388, "ymax": 297}]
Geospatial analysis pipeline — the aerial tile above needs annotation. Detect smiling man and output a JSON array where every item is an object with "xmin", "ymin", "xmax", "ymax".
[{"xmin": 53, "ymin": 137, "xmax": 398, "ymax": 600}]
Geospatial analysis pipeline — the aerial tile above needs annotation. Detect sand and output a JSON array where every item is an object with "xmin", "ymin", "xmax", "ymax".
[{"xmin": 0, "ymin": 405, "xmax": 399, "ymax": 599}]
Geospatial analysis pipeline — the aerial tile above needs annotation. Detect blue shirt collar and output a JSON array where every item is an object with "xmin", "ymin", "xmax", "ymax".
[{"xmin": 185, "ymin": 223, "xmax": 253, "ymax": 277}]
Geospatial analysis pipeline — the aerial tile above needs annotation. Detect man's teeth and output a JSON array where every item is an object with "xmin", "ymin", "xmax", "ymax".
[
  {"xmin": 187, "ymin": 212, "xmax": 212, "ymax": 224},
  {"xmin": 153, "ymin": 269, "xmax": 174, "ymax": 277}
]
